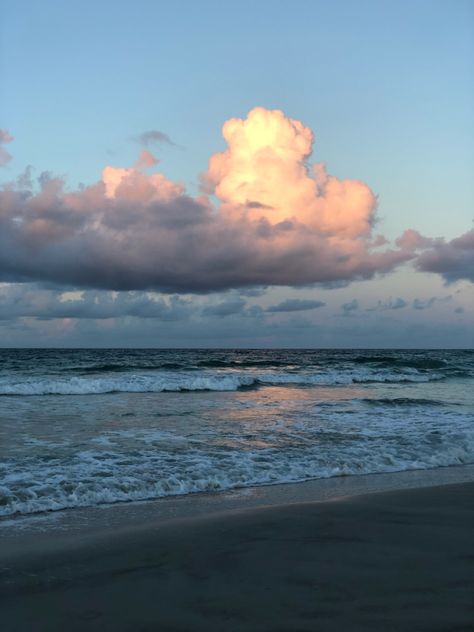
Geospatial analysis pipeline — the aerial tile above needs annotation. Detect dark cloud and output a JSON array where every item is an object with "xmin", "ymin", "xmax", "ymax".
[
  {"xmin": 0, "ymin": 170, "xmax": 411, "ymax": 294},
  {"xmin": 412, "ymin": 295, "xmax": 451, "ymax": 310},
  {"xmin": 340, "ymin": 299, "xmax": 359, "ymax": 315},
  {"xmin": 0, "ymin": 284, "xmax": 470, "ymax": 348},
  {"xmin": 135, "ymin": 130, "xmax": 176, "ymax": 147},
  {"xmin": 238, "ymin": 287, "xmax": 267, "ymax": 297},
  {"xmin": 266, "ymin": 298, "xmax": 325, "ymax": 313},
  {"xmin": 366, "ymin": 297, "xmax": 408, "ymax": 312},
  {"xmin": 0, "ymin": 285, "xmax": 268, "ymax": 323},
  {"xmin": 202, "ymin": 297, "xmax": 246, "ymax": 317},
  {"xmin": 0, "ymin": 285, "xmax": 191, "ymax": 321},
  {"xmin": 416, "ymin": 229, "xmax": 474, "ymax": 284},
  {"xmin": 412, "ymin": 297, "xmax": 436, "ymax": 310},
  {"xmin": 244, "ymin": 304, "xmax": 265, "ymax": 319}
]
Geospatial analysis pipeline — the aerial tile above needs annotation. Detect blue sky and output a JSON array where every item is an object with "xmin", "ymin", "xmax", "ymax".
[{"xmin": 0, "ymin": 0, "xmax": 473, "ymax": 347}]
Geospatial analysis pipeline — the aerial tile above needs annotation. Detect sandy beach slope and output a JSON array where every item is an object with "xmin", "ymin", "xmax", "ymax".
[{"xmin": 1, "ymin": 479, "xmax": 473, "ymax": 631}]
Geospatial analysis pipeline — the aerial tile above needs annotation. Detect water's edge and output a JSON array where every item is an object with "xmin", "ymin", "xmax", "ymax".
[{"xmin": 2, "ymin": 463, "xmax": 474, "ymax": 563}]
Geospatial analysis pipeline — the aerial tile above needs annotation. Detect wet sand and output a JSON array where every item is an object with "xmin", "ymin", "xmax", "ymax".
[{"xmin": 1, "ymin": 479, "xmax": 473, "ymax": 631}]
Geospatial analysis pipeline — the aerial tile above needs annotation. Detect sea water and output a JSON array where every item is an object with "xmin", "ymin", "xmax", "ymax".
[{"xmin": 0, "ymin": 348, "xmax": 472, "ymax": 516}]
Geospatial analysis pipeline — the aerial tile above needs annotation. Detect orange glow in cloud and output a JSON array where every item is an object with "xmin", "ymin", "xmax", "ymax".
[
  {"xmin": 206, "ymin": 107, "xmax": 376, "ymax": 238},
  {"xmin": 102, "ymin": 165, "xmax": 183, "ymax": 201},
  {"xmin": 102, "ymin": 107, "xmax": 375, "ymax": 241},
  {"xmin": 0, "ymin": 107, "xmax": 414, "ymax": 292}
]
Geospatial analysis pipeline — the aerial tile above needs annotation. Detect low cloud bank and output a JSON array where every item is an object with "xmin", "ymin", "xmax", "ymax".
[
  {"xmin": 266, "ymin": 298, "xmax": 325, "ymax": 312},
  {"xmin": 0, "ymin": 285, "xmax": 191, "ymax": 321},
  {"xmin": 367, "ymin": 297, "xmax": 408, "ymax": 312}
]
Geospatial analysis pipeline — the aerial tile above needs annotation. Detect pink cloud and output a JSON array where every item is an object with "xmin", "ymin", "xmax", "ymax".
[
  {"xmin": 395, "ymin": 229, "xmax": 435, "ymax": 251},
  {"xmin": 0, "ymin": 108, "xmax": 413, "ymax": 292},
  {"xmin": 135, "ymin": 149, "xmax": 159, "ymax": 170},
  {"xmin": 0, "ymin": 129, "xmax": 13, "ymax": 166},
  {"xmin": 206, "ymin": 107, "xmax": 375, "ymax": 239}
]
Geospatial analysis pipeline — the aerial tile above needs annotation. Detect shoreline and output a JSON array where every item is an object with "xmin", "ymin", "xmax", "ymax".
[
  {"xmin": 1, "ymin": 462, "xmax": 474, "ymax": 558},
  {"xmin": 1, "ymin": 476, "xmax": 473, "ymax": 631}
]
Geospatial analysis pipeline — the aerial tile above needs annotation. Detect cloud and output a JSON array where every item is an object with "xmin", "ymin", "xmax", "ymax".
[
  {"xmin": 266, "ymin": 298, "xmax": 325, "ymax": 312},
  {"xmin": 395, "ymin": 229, "xmax": 435, "ymax": 251},
  {"xmin": 413, "ymin": 297, "xmax": 437, "ymax": 310},
  {"xmin": 205, "ymin": 107, "xmax": 377, "ymax": 238},
  {"xmin": 202, "ymin": 297, "xmax": 246, "ymax": 317},
  {"xmin": 0, "ymin": 107, "xmax": 412, "ymax": 293},
  {"xmin": 0, "ymin": 130, "xmax": 13, "ymax": 143},
  {"xmin": 0, "ymin": 284, "xmax": 191, "ymax": 321},
  {"xmin": 412, "ymin": 295, "xmax": 452, "ymax": 310},
  {"xmin": 370, "ymin": 234, "xmax": 389, "ymax": 248},
  {"xmin": 340, "ymin": 299, "xmax": 359, "ymax": 315},
  {"xmin": 0, "ymin": 129, "xmax": 14, "ymax": 166},
  {"xmin": 238, "ymin": 287, "xmax": 267, "ymax": 297},
  {"xmin": 135, "ymin": 149, "xmax": 159, "ymax": 169},
  {"xmin": 366, "ymin": 297, "xmax": 408, "ymax": 311},
  {"xmin": 415, "ymin": 229, "xmax": 474, "ymax": 284},
  {"xmin": 135, "ymin": 130, "xmax": 176, "ymax": 147}
]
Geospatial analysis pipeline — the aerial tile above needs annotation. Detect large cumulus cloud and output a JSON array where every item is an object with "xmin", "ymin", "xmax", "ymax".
[{"xmin": 0, "ymin": 108, "xmax": 413, "ymax": 293}]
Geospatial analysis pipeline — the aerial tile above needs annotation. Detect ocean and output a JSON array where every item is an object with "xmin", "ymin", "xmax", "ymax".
[{"xmin": 0, "ymin": 348, "xmax": 473, "ymax": 517}]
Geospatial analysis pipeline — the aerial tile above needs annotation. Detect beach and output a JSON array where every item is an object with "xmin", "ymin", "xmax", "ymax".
[{"xmin": 1, "ymin": 468, "xmax": 473, "ymax": 632}]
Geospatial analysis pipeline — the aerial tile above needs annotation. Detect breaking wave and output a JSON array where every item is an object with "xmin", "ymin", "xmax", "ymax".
[
  {"xmin": 0, "ymin": 367, "xmax": 444, "ymax": 396},
  {"xmin": 1, "ymin": 425, "xmax": 473, "ymax": 517}
]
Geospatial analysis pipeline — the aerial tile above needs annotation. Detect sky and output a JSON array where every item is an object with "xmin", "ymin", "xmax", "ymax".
[{"xmin": 0, "ymin": 0, "xmax": 473, "ymax": 348}]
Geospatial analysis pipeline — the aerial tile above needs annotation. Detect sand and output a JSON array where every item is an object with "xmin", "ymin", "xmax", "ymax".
[{"xmin": 1, "ymin": 478, "xmax": 473, "ymax": 631}]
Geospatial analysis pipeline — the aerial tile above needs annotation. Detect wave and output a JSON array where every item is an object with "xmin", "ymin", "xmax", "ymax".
[
  {"xmin": 0, "ymin": 373, "xmax": 258, "ymax": 396},
  {"xmin": 62, "ymin": 361, "xmax": 189, "ymax": 374},
  {"xmin": 195, "ymin": 359, "xmax": 298, "ymax": 369},
  {"xmin": 1, "ymin": 428, "xmax": 473, "ymax": 517},
  {"xmin": 352, "ymin": 355, "xmax": 448, "ymax": 370},
  {"xmin": 361, "ymin": 397, "xmax": 449, "ymax": 407},
  {"xmin": 0, "ymin": 367, "xmax": 444, "ymax": 395},
  {"xmin": 58, "ymin": 359, "xmax": 298, "ymax": 374},
  {"xmin": 46, "ymin": 357, "xmax": 460, "ymax": 374}
]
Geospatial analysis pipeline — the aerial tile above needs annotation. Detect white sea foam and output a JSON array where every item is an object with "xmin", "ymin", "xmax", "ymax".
[
  {"xmin": 1, "ymin": 424, "xmax": 473, "ymax": 517},
  {"xmin": 0, "ymin": 373, "xmax": 257, "ymax": 395},
  {"xmin": 0, "ymin": 367, "xmax": 442, "ymax": 396}
]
